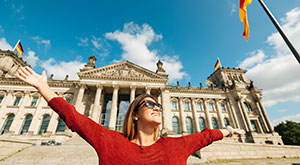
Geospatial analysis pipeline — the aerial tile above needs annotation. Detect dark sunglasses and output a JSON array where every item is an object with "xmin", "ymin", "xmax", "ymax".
[{"xmin": 138, "ymin": 100, "xmax": 162, "ymax": 112}]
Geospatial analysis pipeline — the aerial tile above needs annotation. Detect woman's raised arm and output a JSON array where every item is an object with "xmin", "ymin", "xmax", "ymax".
[{"xmin": 16, "ymin": 66, "xmax": 57, "ymax": 102}]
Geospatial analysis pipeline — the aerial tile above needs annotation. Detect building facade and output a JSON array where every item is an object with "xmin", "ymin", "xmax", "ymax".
[{"xmin": 0, "ymin": 50, "xmax": 283, "ymax": 145}]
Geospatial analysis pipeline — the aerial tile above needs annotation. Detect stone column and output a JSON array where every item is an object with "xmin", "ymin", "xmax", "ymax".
[
  {"xmin": 178, "ymin": 97, "xmax": 187, "ymax": 133},
  {"xmin": 225, "ymin": 99, "xmax": 237, "ymax": 128},
  {"xmin": 91, "ymin": 84, "xmax": 103, "ymax": 122},
  {"xmin": 255, "ymin": 101, "xmax": 269, "ymax": 132},
  {"xmin": 160, "ymin": 88, "xmax": 172, "ymax": 133},
  {"xmin": 227, "ymin": 98, "xmax": 240, "ymax": 129},
  {"xmin": 0, "ymin": 90, "xmax": 13, "ymax": 127},
  {"xmin": 108, "ymin": 86, "xmax": 119, "ymax": 130},
  {"xmin": 215, "ymin": 99, "xmax": 225, "ymax": 128},
  {"xmin": 145, "ymin": 87, "xmax": 151, "ymax": 95},
  {"xmin": 10, "ymin": 91, "xmax": 29, "ymax": 134},
  {"xmin": 28, "ymin": 96, "xmax": 47, "ymax": 134},
  {"xmin": 237, "ymin": 97, "xmax": 252, "ymax": 132},
  {"xmin": 75, "ymin": 84, "xmax": 87, "ymax": 114},
  {"xmin": 191, "ymin": 98, "xmax": 200, "ymax": 133},
  {"xmin": 203, "ymin": 99, "xmax": 212, "ymax": 129},
  {"xmin": 130, "ymin": 86, "xmax": 136, "ymax": 103},
  {"xmin": 257, "ymin": 99, "xmax": 273, "ymax": 132}
]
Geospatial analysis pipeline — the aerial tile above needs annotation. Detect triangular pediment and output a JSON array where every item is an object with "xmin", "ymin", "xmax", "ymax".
[{"xmin": 78, "ymin": 61, "xmax": 168, "ymax": 82}]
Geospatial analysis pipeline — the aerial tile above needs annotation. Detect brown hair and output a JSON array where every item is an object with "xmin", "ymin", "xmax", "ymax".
[{"xmin": 122, "ymin": 93, "xmax": 159, "ymax": 141}]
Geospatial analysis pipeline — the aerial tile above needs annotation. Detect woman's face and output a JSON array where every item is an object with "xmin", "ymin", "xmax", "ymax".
[{"xmin": 135, "ymin": 97, "xmax": 162, "ymax": 127}]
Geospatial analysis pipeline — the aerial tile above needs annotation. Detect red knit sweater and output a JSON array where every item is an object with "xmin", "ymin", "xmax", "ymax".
[{"xmin": 48, "ymin": 97, "xmax": 223, "ymax": 165}]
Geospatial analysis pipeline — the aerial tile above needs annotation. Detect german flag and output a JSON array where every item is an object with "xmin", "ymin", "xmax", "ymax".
[
  {"xmin": 14, "ymin": 40, "xmax": 24, "ymax": 56},
  {"xmin": 240, "ymin": 0, "xmax": 252, "ymax": 41},
  {"xmin": 214, "ymin": 58, "xmax": 221, "ymax": 70}
]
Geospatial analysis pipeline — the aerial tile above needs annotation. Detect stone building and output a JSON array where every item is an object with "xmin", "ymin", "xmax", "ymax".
[{"xmin": 0, "ymin": 50, "xmax": 283, "ymax": 145}]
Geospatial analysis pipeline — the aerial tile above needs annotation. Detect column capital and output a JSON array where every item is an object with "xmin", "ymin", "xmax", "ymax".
[
  {"xmin": 80, "ymin": 84, "xmax": 87, "ymax": 89},
  {"xmin": 130, "ymin": 85, "xmax": 136, "ymax": 90},
  {"xmin": 112, "ymin": 85, "xmax": 119, "ymax": 90},
  {"xmin": 24, "ymin": 91, "xmax": 31, "ymax": 95},
  {"xmin": 96, "ymin": 84, "xmax": 103, "ymax": 89},
  {"xmin": 7, "ymin": 90, "xmax": 14, "ymax": 94}
]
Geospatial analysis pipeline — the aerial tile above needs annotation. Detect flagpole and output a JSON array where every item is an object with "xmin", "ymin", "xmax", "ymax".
[
  {"xmin": 258, "ymin": 0, "xmax": 300, "ymax": 65},
  {"xmin": 13, "ymin": 40, "xmax": 20, "ymax": 51}
]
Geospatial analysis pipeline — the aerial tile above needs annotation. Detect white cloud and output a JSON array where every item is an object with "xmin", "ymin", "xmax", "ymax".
[
  {"xmin": 105, "ymin": 22, "xmax": 188, "ymax": 82},
  {"xmin": 0, "ymin": 25, "xmax": 4, "ymax": 33},
  {"xmin": 0, "ymin": 38, "xmax": 13, "ymax": 50},
  {"xmin": 32, "ymin": 36, "xmax": 51, "ymax": 50},
  {"xmin": 277, "ymin": 109, "xmax": 288, "ymax": 113},
  {"xmin": 272, "ymin": 113, "xmax": 300, "ymax": 126},
  {"xmin": 238, "ymin": 50, "xmax": 265, "ymax": 69},
  {"xmin": 238, "ymin": 7, "xmax": 300, "ymax": 107},
  {"xmin": 78, "ymin": 37, "xmax": 88, "ymax": 47},
  {"xmin": 41, "ymin": 58, "xmax": 85, "ymax": 80},
  {"xmin": 23, "ymin": 50, "xmax": 39, "ymax": 68}
]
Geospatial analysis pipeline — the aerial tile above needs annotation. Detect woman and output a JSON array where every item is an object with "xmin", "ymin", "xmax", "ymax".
[{"xmin": 16, "ymin": 66, "xmax": 245, "ymax": 164}]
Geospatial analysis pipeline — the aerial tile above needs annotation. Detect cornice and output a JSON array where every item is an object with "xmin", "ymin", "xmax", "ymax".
[
  {"xmin": 0, "ymin": 78, "xmax": 78, "ymax": 88},
  {"xmin": 167, "ymin": 86, "xmax": 225, "ymax": 94}
]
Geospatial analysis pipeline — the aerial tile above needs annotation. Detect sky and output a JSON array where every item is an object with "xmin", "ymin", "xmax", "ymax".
[{"xmin": 0, "ymin": 0, "xmax": 300, "ymax": 127}]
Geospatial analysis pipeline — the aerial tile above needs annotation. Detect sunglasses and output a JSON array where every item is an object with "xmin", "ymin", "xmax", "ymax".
[{"xmin": 139, "ymin": 100, "xmax": 162, "ymax": 112}]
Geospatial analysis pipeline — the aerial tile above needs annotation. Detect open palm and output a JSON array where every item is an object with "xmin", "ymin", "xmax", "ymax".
[{"xmin": 16, "ymin": 66, "xmax": 48, "ymax": 89}]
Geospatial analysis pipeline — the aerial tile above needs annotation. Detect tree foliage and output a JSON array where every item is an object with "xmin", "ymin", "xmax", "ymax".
[{"xmin": 274, "ymin": 120, "xmax": 300, "ymax": 145}]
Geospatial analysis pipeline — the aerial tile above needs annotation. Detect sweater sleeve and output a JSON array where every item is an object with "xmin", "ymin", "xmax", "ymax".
[
  {"xmin": 48, "ymin": 97, "xmax": 106, "ymax": 149},
  {"xmin": 181, "ymin": 127, "xmax": 223, "ymax": 157}
]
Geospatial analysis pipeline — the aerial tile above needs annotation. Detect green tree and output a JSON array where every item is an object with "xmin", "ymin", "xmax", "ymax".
[{"xmin": 274, "ymin": 120, "xmax": 300, "ymax": 145}]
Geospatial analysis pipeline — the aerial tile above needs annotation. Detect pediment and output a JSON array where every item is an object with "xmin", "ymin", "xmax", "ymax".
[{"xmin": 78, "ymin": 61, "xmax": 168, "ymax": 82}]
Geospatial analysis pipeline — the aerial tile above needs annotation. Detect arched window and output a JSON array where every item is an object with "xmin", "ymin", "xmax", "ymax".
[
  {"xmin": 39, "ymin": 115, "xmax": 51, "ymax": 134},
  {"xmin": 186, "ymin": 117, "xmax": 193, "ymax": 134},
  {"xmin": 0, "ymin": 114, "xmax": 15, "ymax": 134},
  {"xmin": 172, "ymin": 116, "xmax": 180, "ymax": 134},
  {"xmin": 224, "ymin": 118, "xmax": 230, "ymax": 127},
  {"xmin": 56, "ymin": 118, "xmax": 66, "ymax": 132},
  {"xmin": 211, "ymin": 117, "xmax": 218, "ymax": 129},
  {"xmin": 20, "ymin": 114, "xmax": 33, "ymax": 134},
  {"xmin": 198, "ymin": 117, "xmax": 206, "ymax": 131}
]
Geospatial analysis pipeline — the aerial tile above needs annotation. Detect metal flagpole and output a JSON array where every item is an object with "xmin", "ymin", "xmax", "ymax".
[{"xmin": 258, "ymin": 0, "xmax": 300, "ymax": 64}]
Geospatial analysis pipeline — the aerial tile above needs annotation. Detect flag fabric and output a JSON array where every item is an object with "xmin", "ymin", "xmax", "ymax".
[
  {"xmin": 239, "ymin": 0, "xmax": 252, "ymax": 41},
  {"xmin": 14, "ymin": 40, "xmax": 24, "ymax": 56},
  {"xmin": 214, "ymin": 58, "xmax": 221, "ymax": 70}
]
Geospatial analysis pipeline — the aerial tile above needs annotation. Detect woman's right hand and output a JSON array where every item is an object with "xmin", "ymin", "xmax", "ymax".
[{"xmin": 16, "ymin": 66, "xmax": 48, "ymax": 90}]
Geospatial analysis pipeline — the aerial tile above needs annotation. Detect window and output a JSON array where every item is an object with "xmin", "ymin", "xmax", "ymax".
[
  {"xmin": 199, "ymin": 117, "xmax": 206, "ymax": 131},
  {"xmin": 209, "ymin": 103, "xmax": 215, "ymax": 111},
  {"xmin": 224, "ymin": 118, "xmax": 230, "ymax": 127},
  {"xmin": 39, "ymin": 115, "xmax": 51, "ymax": 134},
  {"xmin": 172, "ymin": 101, "xmax": 177, "ymax": 110},
  {"xmin": 56, "ymin": 118, "xmax": 66, "ymax": 132},
  {"xmin": 184, "ymin": 102, "xmax": 190, "ymax": 111},
  {"xmin": 196, "ymin": 103, "xmax": 202, "ymax": 111},
  {"xmin": 30, "ymin": 97, "xmax": 38, "ymax": 106},
  {"xmin": 186, "ymin": 117, "xmax": 193, "ymax": 134},
  {"xmin": 0, "ymin": 96, "xmax": 4, "ymax": 104},
  {"xmin": 100, "ymin": 94, "xmax": 112, "ymax": 127},
  {"xmin": 20, "ymin": 114, "xmax": 33, "ymax": 134},
  {"xmin": 116, "ymin": 95, "xmax": 130, "ymax": 132},
  {"xmin": 172, "ymin": 116, "xmax": 180, "ymax": 134},
  {"xmin": 251, "ymin": 120, "xmax": 258, "ymax": 132},
  {"xmin": 0, "ymin": 114, "xmax": 15, "ymax": 134},
  {"xmin": 13, "ymin": 96, "xmax": 21, "ymax": 106},
  {"xmin": 244, "ymin": 102, "xmax": 253, "ymax": 112},
  {"xmin": 221, "ymin": 104, "xmax": 226, "ymax": 112},
  {"xmin": 211, "ymin": 117, "xmax": 218, "ymax": 129}
]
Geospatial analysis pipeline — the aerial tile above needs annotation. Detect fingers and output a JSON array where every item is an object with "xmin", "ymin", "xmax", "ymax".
[
  {"xmin": 17, "ymin": 67, "xmax": 29, "ymax": 79},
  {"xmin": 25, "ymin": 66, "xmax": 38, "ymax": 76},
  {"xmin": 16, "ymin": 71, "xmax": 25, "ymax": 81}
]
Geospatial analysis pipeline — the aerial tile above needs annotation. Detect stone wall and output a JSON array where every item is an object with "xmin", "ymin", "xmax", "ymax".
[{"xmin": 199, "ymin": 141, "xmax": 300, "ymax": 161}]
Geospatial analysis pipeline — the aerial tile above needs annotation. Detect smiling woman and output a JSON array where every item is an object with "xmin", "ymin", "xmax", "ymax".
[{"xmin": 16, "ymin": 66, "xmax": 245, "ymax": 165}]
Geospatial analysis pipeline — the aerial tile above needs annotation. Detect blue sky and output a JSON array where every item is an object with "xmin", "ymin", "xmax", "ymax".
[{"xmin": 1, "ymin": 0, "xmax": 300, "ymax": 127}]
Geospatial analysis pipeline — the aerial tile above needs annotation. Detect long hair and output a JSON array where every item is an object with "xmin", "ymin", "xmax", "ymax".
[{"xmin": 122, "ymin": 93, "xmax": 159, "ymax": 141}]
